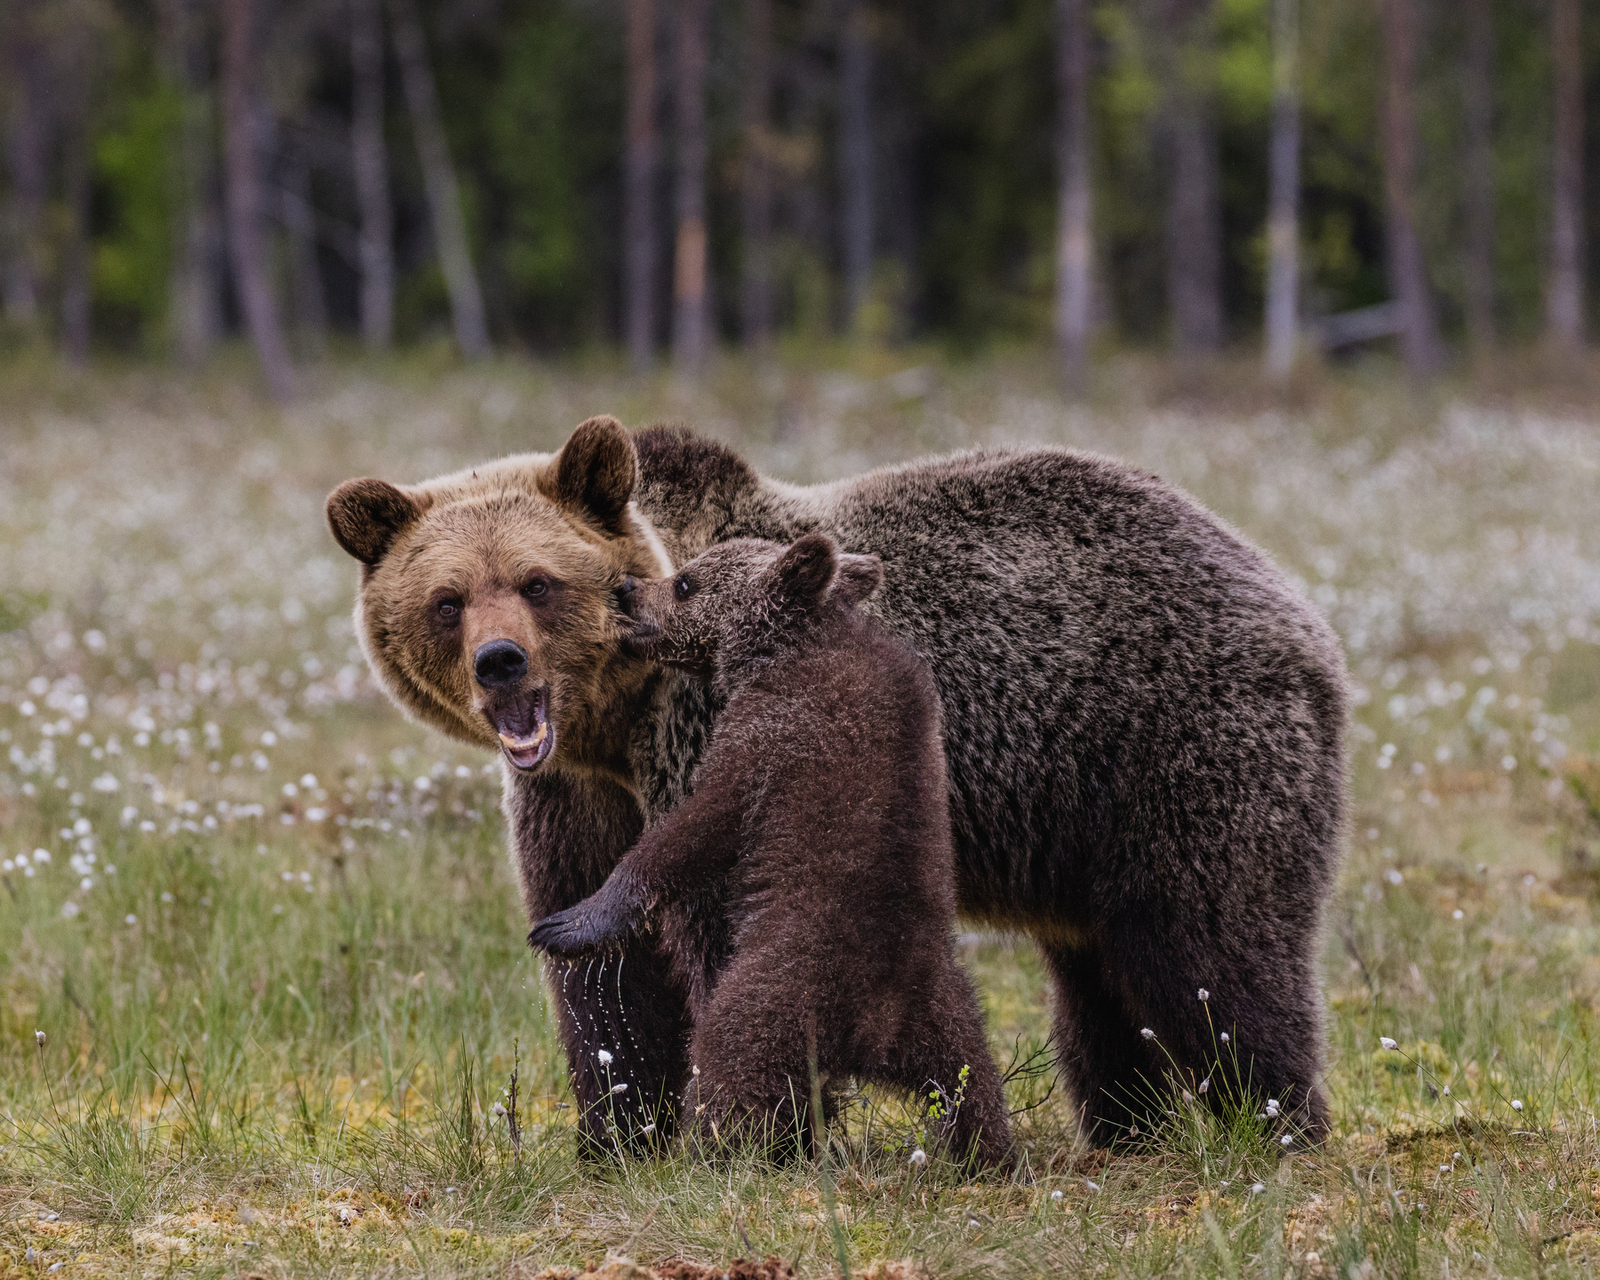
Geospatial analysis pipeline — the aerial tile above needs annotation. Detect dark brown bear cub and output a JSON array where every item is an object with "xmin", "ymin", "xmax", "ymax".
[{"xmin": 530, "ymin": 533, "xmax": 1012, "ymax": 1168}]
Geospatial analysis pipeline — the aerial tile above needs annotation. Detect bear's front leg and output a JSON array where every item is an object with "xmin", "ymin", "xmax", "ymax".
[
  {"xmin": 544, "ymin": 938, "xmax": 693, "ymax": 1158},
  {"xmin": 504, "ymin": 765, "xmax": 692, "ymax": 1156},
  {"xmin": 529, "ymin": 866, "xmax": 649, "ymax": 957}
]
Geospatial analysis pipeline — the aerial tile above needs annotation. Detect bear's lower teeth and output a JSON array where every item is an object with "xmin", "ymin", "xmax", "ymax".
[{"xmin": 499, "ymin": 723, "xmax": 547, "ymax": 751}]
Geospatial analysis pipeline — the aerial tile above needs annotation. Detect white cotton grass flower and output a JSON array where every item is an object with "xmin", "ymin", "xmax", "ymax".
[
  {"xmin": 1085, "ymin": 1180, "xmax": 1100, "ymax": 1192},
  {"xmin": 1250, "ymin": 1183, "xmax": 1266, "ymax": 1195},
  {"xmin": 1511, "ymin": 1099, "xmax": 1523, "ymax": 1112},
  {"xmin": 1050, "ymin": 1190, "xmax": 1063, "ymax": 1202},
  {"xmin": 1380, "ymin": 1037, "xmax": 1398, "ymax": 1051},
  {"xmin": 1197, "ymin": 988, "xmax": 1209, "ymax": 1001},
  {"xmin": 1280, "ymin": 1134, "xmax": 1294, "ymax": 1147},
  {"xmin": 1219, "ymin": 1032, "xmax": 1229, "ymax": 1044},
  {"xmin": 1198, "ymin": 1078, "xmax": 1210, "ymax": 1094},
  {"xmin": 611, "ymin": 1082, "xmax": 628, "ymax": 1095},
  {"xmin": 909, "ymin": 1148, "xmax": 927, "ymax": 1166},
  {"xmin": 1265, "ymin": 1098, "xmax": 1280, "ymax": 1118},
  {"xmin": 1140, "ymin": 1027, "xmax": 1155, "ymax": 1040},
  {"xmin": 35, "ymin": 1030, "xmax": 45, "ymax": 1046},
  {"xmin": 596, "ymin": 1049, "xmax": 613, "ymax": 1066}
]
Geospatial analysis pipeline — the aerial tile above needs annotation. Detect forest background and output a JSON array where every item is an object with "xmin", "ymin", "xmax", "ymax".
[{"xmin": 0, "ymin": 0, "xmax": 1595, "ymax": 389}]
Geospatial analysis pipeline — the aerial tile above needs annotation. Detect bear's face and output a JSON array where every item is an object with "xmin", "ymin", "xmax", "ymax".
[
  {"xmin": 326, "ymin": 417, "xmax": 673, "ymax": 775},
  {"xmin": 622, "ymin": 533, "xmax": 883, "ymax": 680}
]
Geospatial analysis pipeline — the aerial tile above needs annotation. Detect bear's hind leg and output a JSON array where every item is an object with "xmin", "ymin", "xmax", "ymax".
[
  {"xmin": 686, "ymin": 973, "xmax": 832, "ymax": 1164},
  {"xmin": 1040, "ymin": 942, "xmax": 1165, "ymax": 1147},
  {"xmin": 879, "ymin": 963, "xmax": 1013, "ymax": 1169}
]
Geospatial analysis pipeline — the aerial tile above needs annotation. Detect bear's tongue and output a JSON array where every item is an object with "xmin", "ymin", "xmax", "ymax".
[{"xmin": 488, "ymin": 688, "xmax": 554, "ymax": 771}]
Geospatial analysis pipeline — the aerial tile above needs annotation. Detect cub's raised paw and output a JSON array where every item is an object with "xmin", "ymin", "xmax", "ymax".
[{"xmin": 528, "ymin": 901, "xmax": 628, "ymax": 957}]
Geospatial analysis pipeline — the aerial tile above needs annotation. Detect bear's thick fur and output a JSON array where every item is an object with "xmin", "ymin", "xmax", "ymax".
[
  {"xmin": 528, "ymin": 533, "xmax": 1013, "ymax": 1167},
  {"xmin": 327, "ymin": 415, "xmax": 1346, "ymax": 1151}
]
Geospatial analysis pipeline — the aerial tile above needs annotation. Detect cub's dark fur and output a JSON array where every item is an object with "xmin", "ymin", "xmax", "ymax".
[
  {"xmin": 328, "ymin": 418, "xmax": 1347, "ymax": 1152},
  {"xmin": 531, "ymin": 534, "xmax": 1012, "ymax": 1166}
]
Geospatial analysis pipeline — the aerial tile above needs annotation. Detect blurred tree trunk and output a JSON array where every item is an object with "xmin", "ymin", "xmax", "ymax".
[
  {"xmin": 282, "ymin": 150, "xmax": 328, "ymax": 357},
  {"xmin": 839, "ymin": 0, "xmax": 873, "ymax": 334},
  {"xmin": 672, "ymin": 0, "xmax": 710, "ymax": 377},
  {"xmin": 3, "ymin": 0, "xmax": 46, "ymax": 327},
  {"xmin": 1054, "ymin": 0, "xmax": 1092, "ymax": 392},
  {"xmin": 1378, "ymin": 0, "xmax": 1442, "ymax": 376},
  {"xmin": 1263, "ymin": 0, "xmax": 1299, "ymax": 380},
  {"xmin": 1162, "ymin": 0, "xmax": 1223, "ymax": 353},
  {"xmin": 221, "ymin": 0, "xmax": 295, "ymax": 401},
  {"xmin": 160, "ymin": 0, "xmax": 222, "ymax": 368},
  {"xmin": 388, "ymin": 0, "xmax": 490, "ymax": 360},
  {"xmin": 1462, "ymin": 0, "xmax": 1495, "ymax": 354},
  {"xmin": 624, "ymin": 0, "xmax": 657, "ymax": 372},
  {"xmin": 741, "ymin": 0, "xmax": 774, "ymax": 351},
  {"xmin": 1545, "ymin": 0, "xmax": 1583, "ymax": 352},
  {"xmin": 60, "ymin": 21, "xmax": 96, "ymax": 366},
  {"xmin": 351, "ymin": 0, "xmax": 394, "ymax": 351}
]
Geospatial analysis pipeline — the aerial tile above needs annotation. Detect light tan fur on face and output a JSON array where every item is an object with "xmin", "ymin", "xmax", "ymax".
[{"xmin": 342, "ymin": 435, "xmax": 672, "ymax": 779}]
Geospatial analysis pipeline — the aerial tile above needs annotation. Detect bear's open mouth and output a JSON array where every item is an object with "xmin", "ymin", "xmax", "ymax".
[{"xmin": 485, "ymin": 686, "xmax": 555, "ymax": 772}]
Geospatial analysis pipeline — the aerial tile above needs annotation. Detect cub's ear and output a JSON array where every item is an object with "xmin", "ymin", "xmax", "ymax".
[
  {"xmin": 551, "ymin": 415, "xmax": 638, "ymax": 535},
  {"xmin": 771, "ymin": 532, "xmax": 838, "ymax": 605},
  {"xmin": 829, "ymin": 552, "xmax": 883, "ymax": 608},
  {"xmin": 326, "ymin": 478, "xmax": 429, "ymax": 565}
]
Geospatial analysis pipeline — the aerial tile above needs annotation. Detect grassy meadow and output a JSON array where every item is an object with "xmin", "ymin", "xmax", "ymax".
[{"xmin": 2, "ymin": 351, "xmax": 1600, "ymax": 1278}]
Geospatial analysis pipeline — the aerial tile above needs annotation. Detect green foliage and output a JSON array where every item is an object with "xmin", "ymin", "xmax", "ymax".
[
  {"xmin": 15, "ymin": 0, "xmax": 1600, "ymax": 357},
  {"xmin": 92, "ymin": 79, "xmax": 178, "ymax": 350}
]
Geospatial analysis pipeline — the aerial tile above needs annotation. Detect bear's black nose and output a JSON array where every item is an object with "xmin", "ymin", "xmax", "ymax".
[{"xmin": 474, "ymin": 639, "xmax": 528, "ymax": 689}]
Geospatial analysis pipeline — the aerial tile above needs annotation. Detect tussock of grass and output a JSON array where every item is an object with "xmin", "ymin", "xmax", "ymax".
[{"xmin": 2, "ymin": 353, "xmax": 1599, "ymax": 1276}]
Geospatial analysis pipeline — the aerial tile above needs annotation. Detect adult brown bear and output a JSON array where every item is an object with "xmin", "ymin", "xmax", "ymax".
[{"xmin": 326, "ymin": 415, "xmax": 1347, "ymax": 1152}]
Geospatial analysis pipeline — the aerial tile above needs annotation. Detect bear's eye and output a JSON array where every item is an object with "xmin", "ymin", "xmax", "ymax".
[
  {"xmin": 522, "ymin": 577, "xmax": 549, "ymax": 601},
  {"xmin": 674, "ymin": 575, "xmax": 698, "ymax": 602},
  {"xmin": 437, "ymin": 598, "xmax": 462, "ymax": 624}
]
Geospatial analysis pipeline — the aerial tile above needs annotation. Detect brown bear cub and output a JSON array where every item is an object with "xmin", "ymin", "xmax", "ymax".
[{"xmin": 529, "ymin": 533, "xmax": 1013, "ymax": 1168}]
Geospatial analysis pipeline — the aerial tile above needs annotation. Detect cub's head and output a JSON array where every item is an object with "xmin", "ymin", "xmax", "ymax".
[
  {"xmin": 326, "ymin": 416, "xmax": 672, "ymax": 773},
  {"xmin": 620, "ymin": 532, "xmax": 883, "ymax": 680}
]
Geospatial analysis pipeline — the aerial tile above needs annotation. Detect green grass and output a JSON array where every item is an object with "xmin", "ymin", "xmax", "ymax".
[{"xmin": 2, "ymin": 350, "xmax": 1599, "ymax": 1277}]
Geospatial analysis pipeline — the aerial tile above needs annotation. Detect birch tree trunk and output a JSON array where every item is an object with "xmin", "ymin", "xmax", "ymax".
[
  {"xmin": 1263, "ymin": 0, "xmax": 1299, "ymax": 380},
  {"xmin": 2, "ymin": 0, "xmax": 45, "ymax": 327},
  {"xmin": 839, "ymin": 0, "xmax": 873, "ymax": 334},
  {"xmin": 1378, "ymin": 0, "xmax": 1442, "ymax": 376},
  {"xmin": 160, "ymin": 0, "xmax": 222, "ymax": 367},
  {"xmin": 61, "ymin": 24, "xmax": 95, "ymax": 365},
  {"xmin": 1054, "ymin": 0, "xmax": 1092, "ymax": 392},
  {"xmin": 1546, "ymin": 0, "xmax": 1584, "ymax": 352},
  {"xmin": 624, "ymin": 0, "xmax": 658, "ymax": 372},
  {"xmin": 221, "ymin": 0, "xmax": 295, "ymax": 401},
  {"xmin": 672, "ymin": 0, "xmax": 710, "ymax": 377},
  {"xmin": 741, "ymin": 0, "xmax": 774, "ymax": 351},
  {"xmin": 282, "ymin": 150, "xmax": 328, "ymax": 356},
  {"xmin": 351, "ymin": 0, "xmax": 394, "ymax": 351},
  {"xmin": 1163, "ymin": 0, "xmax": 1223, "ymax": 353},
  {"xmin": 1462, "ymin": 0, "xmax": 1495, "ymax": 354},
  {"xmin": 388, "ymin": 0, "xmax": 490, "ymax": 360}
]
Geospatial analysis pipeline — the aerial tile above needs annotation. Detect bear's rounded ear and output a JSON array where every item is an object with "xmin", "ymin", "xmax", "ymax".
[
  {"xmin": 326, "ymin": 478, "xmax": 429, "ymax": 565},
  {"xmin": 829, "ymin": 553, "xmax": 883, "ymax": 608},
  {"xmin": 552, "ymin": 415, "xmax": 638, "ymax": 535},
  {"xmin": 772, "ymin": 532, "xmax": 838, "ymax": 604}
]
